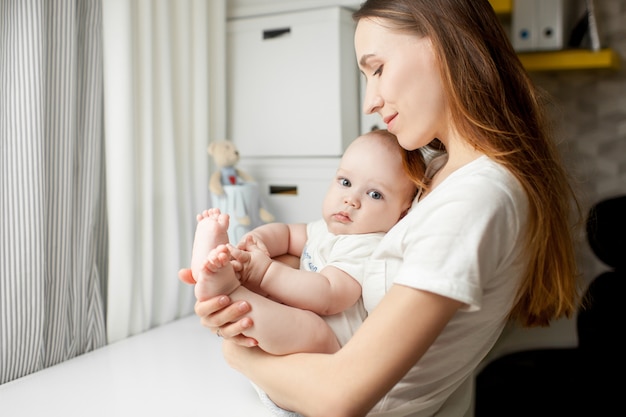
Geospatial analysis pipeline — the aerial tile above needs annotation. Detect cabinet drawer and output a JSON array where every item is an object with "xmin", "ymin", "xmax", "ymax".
[
  {"xmin": 237, "ymin": 157, "xmax": 340, "ymax": 224},
  {"xmin": 227, "ymin": 7, "xmax": 359, "ymax": 157}
]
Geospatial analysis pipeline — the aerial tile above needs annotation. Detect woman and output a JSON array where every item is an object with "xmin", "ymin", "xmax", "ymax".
[{"xmin": 190, "ymin": 0, "xmax": 581, "ymax": 415}]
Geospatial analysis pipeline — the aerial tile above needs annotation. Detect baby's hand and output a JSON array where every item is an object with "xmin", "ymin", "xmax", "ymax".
[
  {"xmin": 226, "ymin": 244, "xmax": 272, "ymax": 295},
  {"xmin": 237, "ymin": 233, "xmax": 270, "ymax": 257}
]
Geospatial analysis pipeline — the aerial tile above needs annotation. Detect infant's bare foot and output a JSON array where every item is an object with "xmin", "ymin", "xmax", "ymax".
[
  {"xmin": 190, "ymin": 208, "xmax": 239, "ymax": 301},
  {"xmin": 195, "ymin": 244, "xmax": 240, "ymax": 301},
  {"xmin": 191, "ymin": 208, "xmax": 230, "ymax": 278},
  {"xmin": 196, "ymin": 207, "xmax": 223, "ymax": 223}
]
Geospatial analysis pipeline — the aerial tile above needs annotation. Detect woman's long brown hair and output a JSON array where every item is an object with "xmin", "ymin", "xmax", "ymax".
[{"xmin": 354, "ymin": 0, "xmax": 582, "ymax": 327}]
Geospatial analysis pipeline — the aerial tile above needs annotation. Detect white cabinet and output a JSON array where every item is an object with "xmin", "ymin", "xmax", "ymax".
[
  {"xmin": 227, "ymin": 7, "xmax": 360, "ymax": 158},
  {"xmin": 237, "ymin": 157, "xmax": 339, "ymax": 224}
]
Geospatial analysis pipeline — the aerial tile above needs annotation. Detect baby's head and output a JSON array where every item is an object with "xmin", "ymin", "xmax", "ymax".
[{"xmin": 323, "ymin": 129, "xmax": 421, "ymax": 235}]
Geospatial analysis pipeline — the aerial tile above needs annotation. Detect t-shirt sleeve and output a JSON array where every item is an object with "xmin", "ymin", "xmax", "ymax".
[{"xmin": 392, "ymin": 172, "xmax": 525, "ymax": 311}]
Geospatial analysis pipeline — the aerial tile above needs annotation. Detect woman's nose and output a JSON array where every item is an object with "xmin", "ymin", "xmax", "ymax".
[{"xmin": 363, "ymin": 85, "xmax": 383, "ymax": 114}]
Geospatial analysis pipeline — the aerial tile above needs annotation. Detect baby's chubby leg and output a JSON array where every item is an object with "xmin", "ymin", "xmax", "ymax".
[{"xmin": 191, "ymin": 208, "xmax": 240, "ymax": 301}]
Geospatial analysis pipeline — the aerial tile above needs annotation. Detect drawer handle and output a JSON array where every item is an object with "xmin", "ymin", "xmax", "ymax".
[
  {"xmin": 269, "ymin": 185, "xmax": 298, "ymax": 195},
  {"xmin": 263, "ymin": 27, "xmax": 291, "ymax": 40}
]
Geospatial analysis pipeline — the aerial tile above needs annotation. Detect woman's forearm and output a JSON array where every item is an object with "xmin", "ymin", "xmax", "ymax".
[
  {"xmin": 224, "ymin": 343, "xmax": 369, "ymax": 417},
  {"xmin": 224, "ymin": 285, "xmax": 463, "ymax": 417}
]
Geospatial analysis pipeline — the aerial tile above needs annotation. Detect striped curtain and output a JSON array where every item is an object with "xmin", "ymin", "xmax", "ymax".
[
  {"xmin": 101, "ymin": 0, "xmax": 226, "ymax": 343},
  {"xmin": 0, "ymin": 0, "xmax": 226, "ymax": 384},
  {"xmin": 0, "ymin": 0, "xmax": 107, "ymax": 384}
]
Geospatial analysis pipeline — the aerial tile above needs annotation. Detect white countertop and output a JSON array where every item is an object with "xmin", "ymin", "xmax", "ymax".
[{"xmin": 0, "ymin": 315, "xmax": 272, "ymax": 416}]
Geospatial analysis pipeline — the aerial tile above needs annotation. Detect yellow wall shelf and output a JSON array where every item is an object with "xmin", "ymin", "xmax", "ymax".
[
  {"xmin": 489, "ymin": 0, "xmax": 512, "ymax": 16},
  {"xmin": 518, "ymin": 48, "xmax": 621, "ymax": 71},
  {"xmin": 489, "ymin": 0, "xmax": 621, "ymax": 71}
]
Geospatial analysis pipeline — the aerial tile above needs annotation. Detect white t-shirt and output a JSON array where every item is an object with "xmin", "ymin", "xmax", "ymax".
[
  {"xmin": 362, "ymin": 156, "xmax": 529, "ymax": 416},
  {"xmin": 302, "ymin": 219, "xmax": 383, "ymax": 346}
]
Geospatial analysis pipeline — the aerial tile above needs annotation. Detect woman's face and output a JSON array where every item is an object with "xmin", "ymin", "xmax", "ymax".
[{"xmin": 355, "ymin": 18, "xmax": 449, "ymax": 151}]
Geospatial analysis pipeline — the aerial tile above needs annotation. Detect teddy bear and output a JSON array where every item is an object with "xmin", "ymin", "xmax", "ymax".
[
  {"xmin": 208, "ymin": 139, "xmax": 274, "ymax": 226},
  {"xmin": 208, "ymin": 139, "xmax": 253, "ymax": 195}
]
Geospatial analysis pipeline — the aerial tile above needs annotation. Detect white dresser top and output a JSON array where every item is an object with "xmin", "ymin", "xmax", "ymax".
[{"xmin": 0, "ymin": 315, "xmax": 272, "ymax": 417}]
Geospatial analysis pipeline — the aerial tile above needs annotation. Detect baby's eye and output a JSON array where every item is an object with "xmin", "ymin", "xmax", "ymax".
[
  {"xmin": 373, "ymin": 65, "xmax": 383, "ymax": 76},
  {"xmin": 339, "ymin": 178, "xmax": 351, "ymax": 187},
  {"xmin": 368, "ymin": 190, "xmax": 383, "ymax": 200}
]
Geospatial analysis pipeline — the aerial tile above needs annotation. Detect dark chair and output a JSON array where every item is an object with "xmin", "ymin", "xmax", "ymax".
[{"xmin": 474, "ymin": 195, "xmax": 626, "ymax": 417}]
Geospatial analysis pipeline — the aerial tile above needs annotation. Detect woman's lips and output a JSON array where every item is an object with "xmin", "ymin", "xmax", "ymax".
[{"xmin": 383, "ymin": 113, "xmax": 397, "ymax": 129}]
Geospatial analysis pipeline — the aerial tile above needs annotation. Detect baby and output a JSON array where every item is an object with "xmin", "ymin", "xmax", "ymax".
[{"xmin": 185, "ymin": 129, "xmax": 420, "ymax": 354}]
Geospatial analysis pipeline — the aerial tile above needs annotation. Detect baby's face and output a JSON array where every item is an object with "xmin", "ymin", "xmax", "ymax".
[{"xmin": 322, "ymin": 136, "xmax": 415, "ymax": 235}]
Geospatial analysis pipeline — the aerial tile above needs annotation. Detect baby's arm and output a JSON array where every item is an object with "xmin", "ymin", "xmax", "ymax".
[
  {"xmin": 238, "ymin": 223, "xmax": 307, "ymax": 259},
  {"xmin": 230, "ymin": 245, "xmax": 362, "ymax": 316}
]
